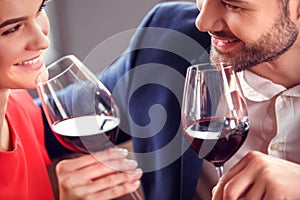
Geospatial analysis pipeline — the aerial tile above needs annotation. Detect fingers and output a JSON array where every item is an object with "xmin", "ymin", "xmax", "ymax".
[
  {"xmin": 243, "ymin": 179, "xmax": 265, "ymax": 200},
  {"xmin": 220, "ymin": 169, "xmax": 254, "ymax": 199},
  {"xmin": 56, "ymin": 148, "xmax": 129, "ymax": 173},
  {"xmin": 212, "ymin": 151, "xmax": 266, "ymax": 200},
  {"xmin": 63, "ymin": 169, "xmax": 142, "ymax": 200},
  {"xmin": 218, "ymin": 151, "xmax": 255, "ymax": 184},
  {"xmin": 83, "ymin": 168, "xmax": 143, "ymax": 193},
  {"xmin": 56, "ymin": 147, "xmax": 143, "ymax": 199},
  {"xmin": 93, "ymin": 180, "xmax": 141, "ymax": 200},
  {"xmin": 57, "ymin": 158, "xmax": 139, "ymax": 188},
  {"xmin": 211, "ymin": 151, "xmax": 300, "ymax": 200},
  {"xmin": 56, "ymin": 149, "xmax": 138, "ymax": 184}
]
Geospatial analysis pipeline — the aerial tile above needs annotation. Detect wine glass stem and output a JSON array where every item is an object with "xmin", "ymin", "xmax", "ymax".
[
  {"xmin": 130, "ymin": 191, "xmax": 143, "ymax": 200},
  {"xmin": 216, "ymin": 166, "xmax": 224, "ymax": 178}
]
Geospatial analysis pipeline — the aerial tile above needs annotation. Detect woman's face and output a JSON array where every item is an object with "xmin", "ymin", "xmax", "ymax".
[{"xmin": 0, "ymin": 0, "xmax": 50, "ymax": 89}]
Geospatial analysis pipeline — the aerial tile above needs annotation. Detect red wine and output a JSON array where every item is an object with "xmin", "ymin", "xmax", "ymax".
[
  {"xmin": 52, "ymin": 115, "xmax": 120, "ymax": 153},
  {"xmin": 185, "ymin": 117, "xmax": 249, "ymax": 167}
]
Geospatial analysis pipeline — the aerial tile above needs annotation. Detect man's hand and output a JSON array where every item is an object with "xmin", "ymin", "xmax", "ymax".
[{"xmin": 212, "ymin": 151, "xmax": 300, "ymax": 200}]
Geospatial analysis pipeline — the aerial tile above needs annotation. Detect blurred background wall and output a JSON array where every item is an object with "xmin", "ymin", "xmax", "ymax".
[
  {"xmin": 44, "ymin": 0, "xmax": 194, "ymax": 71},
  {"xmin": 30, "ymin": 1, "xmax": 194, "ymax": 96}
]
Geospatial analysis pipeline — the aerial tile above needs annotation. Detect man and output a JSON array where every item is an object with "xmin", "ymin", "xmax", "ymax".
[
  {"xmin": 195, "ymin": 0, "xmax": 300, "ymax": 199},
  {"xmin": 46, "ymin": 1, "xmax": 300, "ymax": 199}
]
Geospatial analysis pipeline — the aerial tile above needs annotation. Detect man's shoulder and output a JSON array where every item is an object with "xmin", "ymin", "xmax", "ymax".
[
  {"xmin": 145, "ymin": 2, "xmax": 199, "ymax": 28},
  {"xmin": 138, "ymin": 1, "xmax": 210, "ymax": 47},
  {"xmin": 154, "ymin": 1, "xmax": 198, "ymax": 13},
  {"xmin": 131, "ymin": 1, "xmax": 210, "ymax": 59}
]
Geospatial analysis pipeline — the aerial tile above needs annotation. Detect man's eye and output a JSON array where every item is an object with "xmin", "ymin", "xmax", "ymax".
[
  {"xmin": 222, "ymin": 2, "xmax": 241, "ymax": 11},
  {"xmin": 2, "ymin": 24, "xmax": 21, "ymax": 36}
]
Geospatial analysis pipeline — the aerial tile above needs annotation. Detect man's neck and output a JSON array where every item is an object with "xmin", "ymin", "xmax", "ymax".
[{"xmin": 250, "ymin": 58, "xmax": 300, "ymax": 89}]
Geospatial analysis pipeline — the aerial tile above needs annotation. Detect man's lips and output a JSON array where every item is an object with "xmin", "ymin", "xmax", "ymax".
[
  {"xmin": 208, "ymin": 32, "xmax": 241, "ymax": 52},
  {"xmin": 211, "ymin": 36, "xmax": 241, "ymax": 52}
]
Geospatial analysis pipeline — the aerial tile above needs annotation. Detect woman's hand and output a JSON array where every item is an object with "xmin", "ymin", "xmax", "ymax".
[
  {"xmin": 56, "ymin": 148, "xmax": 142, "ymax": 200},
  {"xmin": 212, "ymin": 151, "xmax": 300, "ymax": 200}
]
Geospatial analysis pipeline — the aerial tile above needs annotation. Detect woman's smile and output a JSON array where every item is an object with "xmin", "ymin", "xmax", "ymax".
[{"xmin": 14, "ymin": 55, "xmax": 44, "ymax": 70}]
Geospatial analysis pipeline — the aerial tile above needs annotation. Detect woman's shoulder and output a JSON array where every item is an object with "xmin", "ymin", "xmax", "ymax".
[{"xmin": 8, "ymin": 89, "xmax": 34, "ymax": 103}]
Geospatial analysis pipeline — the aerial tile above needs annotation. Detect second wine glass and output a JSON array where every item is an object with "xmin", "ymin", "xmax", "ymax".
[{"xmin": 181, "ymin": 63, "xmax": 250, "ymax": 178}]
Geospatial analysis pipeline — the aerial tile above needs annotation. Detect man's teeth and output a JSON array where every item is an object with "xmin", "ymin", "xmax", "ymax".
[
  {"xmin": 17, "ymin": 57, "xmax": 40, "ymax": 65},
  {"xmin": 219, "ymin": 39, "xmax": 234, "ymax": 43},
  {"xmin": 218, "ymin": 39, "xmax": 236, "ymax": 43}
]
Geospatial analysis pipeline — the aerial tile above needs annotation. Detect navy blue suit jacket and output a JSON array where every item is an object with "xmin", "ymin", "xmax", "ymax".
[{"xmin": 98, "ymin": 2, "xmax": 211, "ymax": 200}]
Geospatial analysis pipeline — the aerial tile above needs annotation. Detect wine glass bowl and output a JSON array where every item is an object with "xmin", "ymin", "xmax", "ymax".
[
  {"xmin": 182, "ymin": 63, "xmax": 249, "ymax": 177},
  {"xmin": 36, "ymin": 55, "xmax": 120, "ymax": 154}
]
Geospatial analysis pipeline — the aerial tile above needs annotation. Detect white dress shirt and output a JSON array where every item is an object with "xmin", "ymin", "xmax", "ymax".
[{"xmin": 194, "ymin": 70, "xmax": 300, "ymax": 200}]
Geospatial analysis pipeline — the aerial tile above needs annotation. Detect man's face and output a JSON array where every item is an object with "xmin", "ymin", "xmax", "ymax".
[{"xmin": 195, "ymin": 0, "xmax": 298, "ymax": 71}]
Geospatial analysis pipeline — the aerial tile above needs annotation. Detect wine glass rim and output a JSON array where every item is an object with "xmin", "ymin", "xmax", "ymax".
[
  {"xmin": 187, "ymin": 63, "xmax": 233, "ymax": 72},
  {"xmin": 36, "ymin": 54, "xmax": 80, "ymax": 84}
]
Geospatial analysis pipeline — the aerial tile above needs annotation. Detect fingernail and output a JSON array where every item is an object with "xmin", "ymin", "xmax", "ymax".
[
  {"xmin": 113, "ymin": 148, "xmax": 128, "ymax": 156},
  {"xmin": 126, "ymin": 159, "xmax": 137, "ymax": 167},
  {"xmin": 132, "ymin": 168, "xmax": 143, "ymax": 177},
  {"xmin": 130, "ymin": 180, "xmax": 140, "ymax": 188}
]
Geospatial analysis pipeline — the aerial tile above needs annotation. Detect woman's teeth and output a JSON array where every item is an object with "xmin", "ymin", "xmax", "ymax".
[{"xmin": 16, "ymin": 57, "xmax": 40, "ymax": 65}]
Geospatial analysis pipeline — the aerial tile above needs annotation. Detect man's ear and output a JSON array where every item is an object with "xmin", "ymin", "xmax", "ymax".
[
  {"xmin": 287, "ymin": 0, "xmax": 300, "ymax": 24},
  {"xmin": 295, "ymin": 0, "xmax": 300, "ymax": 20}
]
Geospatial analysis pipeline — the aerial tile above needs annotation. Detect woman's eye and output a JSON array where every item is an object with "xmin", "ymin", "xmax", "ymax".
[
  {"xmin": 2, "ymin": 24, "xmax": 21, "ymax": 36},
  {"xmin": 38, "ymin": 0, "xmax": 48, "ymax": 12}
]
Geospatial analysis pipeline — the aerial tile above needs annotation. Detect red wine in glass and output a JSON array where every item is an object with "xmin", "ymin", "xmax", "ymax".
[
  {"xmin": 184, "ymin": 117, "xmax": 249, "ymax": 168},
  {"xmin": 52, "ymin": 115, "xmax": 120, "ymax": 153}
]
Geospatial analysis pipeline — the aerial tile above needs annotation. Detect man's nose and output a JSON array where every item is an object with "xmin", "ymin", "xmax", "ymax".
[{"xmin": 195, "ymin": 0, "xmax": 225, "ymax": 33}]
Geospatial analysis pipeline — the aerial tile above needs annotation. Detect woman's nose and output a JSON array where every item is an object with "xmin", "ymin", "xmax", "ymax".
[
  {"xmin": 195, "ymin": 0, "xmax": 225, "ymax": 33},
  {"xmin": 25, "ymin": 19, "xmax": 50, "ymax": 51}
]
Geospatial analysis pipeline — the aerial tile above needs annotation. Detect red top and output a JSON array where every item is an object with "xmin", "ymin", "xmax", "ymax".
[{"xmin": 0, "ymin": 90, "xmax": 54, "ymax": 200}]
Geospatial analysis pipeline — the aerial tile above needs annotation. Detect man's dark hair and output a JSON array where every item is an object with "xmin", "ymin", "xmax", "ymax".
[{"xmin": 279, "ymin": 0, "xmax": 290, "ymax": 17}]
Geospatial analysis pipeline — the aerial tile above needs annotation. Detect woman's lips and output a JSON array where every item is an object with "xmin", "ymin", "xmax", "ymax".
[{"xmin": 14, "ymin": 55, "xmax": 44, "ymax": 70}]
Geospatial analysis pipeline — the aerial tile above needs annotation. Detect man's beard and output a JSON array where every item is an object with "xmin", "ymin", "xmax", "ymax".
[{"xmin": 210, "ymin": 12, "xmax": 298, "ymax": 72}]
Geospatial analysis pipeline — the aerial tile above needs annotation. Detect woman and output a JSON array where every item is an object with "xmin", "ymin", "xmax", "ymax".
[{"xmin": 0, "ymin": 0, "xmax": 142, "ymax": 199}]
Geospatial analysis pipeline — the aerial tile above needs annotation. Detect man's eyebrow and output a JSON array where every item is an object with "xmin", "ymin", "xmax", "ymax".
[
  {"xmin": 225, "ymin": 0, "xmax": 249, "ymax": 4},
  {"xmin": 0, "ymin": 17, "xmax": 28, "ymax": 29}
]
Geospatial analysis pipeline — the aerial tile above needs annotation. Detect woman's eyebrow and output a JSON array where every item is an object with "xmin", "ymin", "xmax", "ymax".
[{"xmin": 0, "ymin": 17, "xmax": 28, "ymax": 29}]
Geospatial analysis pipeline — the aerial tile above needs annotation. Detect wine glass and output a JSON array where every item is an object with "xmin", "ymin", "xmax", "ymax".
[
  {"xmin": 181, "ymin": 63, "xmax": 249, "ymax": 178},
  {"xmin": 36, "ymin": 55, "xmax": 142, "ymax": 200}
]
